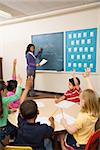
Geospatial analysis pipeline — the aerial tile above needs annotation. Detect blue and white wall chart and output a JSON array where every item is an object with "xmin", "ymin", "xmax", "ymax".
[{"xmin": 66, "ymin": 28, "xmax": 97, "ymax": 72}]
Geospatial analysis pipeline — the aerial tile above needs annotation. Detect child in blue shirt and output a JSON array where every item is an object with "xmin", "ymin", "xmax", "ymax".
[
  {"xmin": 10, "ymin": 76, "xmax": 55, "ymax": 150},
  {"xmin": 13, "ymin": 100, "xmax": 54, "ymax": 150}
]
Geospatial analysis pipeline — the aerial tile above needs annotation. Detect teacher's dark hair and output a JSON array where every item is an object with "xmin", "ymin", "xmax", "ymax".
[{"xmin": 25, "ymin": 44, "xmax": 35, "ymax": 55}]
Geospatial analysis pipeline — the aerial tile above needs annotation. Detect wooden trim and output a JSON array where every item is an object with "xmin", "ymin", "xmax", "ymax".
[{"xmin": 0, "ymin": 57, "xmax": 3, "ymax": 80}]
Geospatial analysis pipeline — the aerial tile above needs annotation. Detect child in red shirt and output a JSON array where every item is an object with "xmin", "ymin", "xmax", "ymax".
[{"xmin": 55, "ymin": 77, "xmax": 81, "ymax": 103}]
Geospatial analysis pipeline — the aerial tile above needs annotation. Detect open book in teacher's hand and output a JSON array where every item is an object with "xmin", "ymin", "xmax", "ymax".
[{"xmin": 39, "ymin": 59, "xmax": 48, "ymax": 66}]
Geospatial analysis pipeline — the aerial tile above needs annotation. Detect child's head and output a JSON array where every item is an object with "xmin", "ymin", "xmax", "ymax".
[
  {"xmin": 75, "ymin": 77, "xmax": 80, "ymax": 86},
  {"xmin": 68, "ymin": 78, "xmax": 75, "ymax": 90},
  {"xmin": 80, "ymin": 89, "xmax": 99, "ymax": 117},
  {"xmin": 7, "ymin": 80, "xmax": 17, "ymax": 92},
  {"xmin": 20, "ymin": 100, "xmax": 39, "ymax": 120},
  {"xmin": 26, "ymin": 44, "xmax": 35, "ymax": 55},
  {"xmin": 68, "ymin": 77, "xmax": 80, "ymax": 90}
]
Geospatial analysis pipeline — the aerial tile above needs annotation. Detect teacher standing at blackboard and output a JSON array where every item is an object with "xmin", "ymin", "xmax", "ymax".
[{"xmin": 25, "ymin": 44, "xmax": 43, "ymax": 96}]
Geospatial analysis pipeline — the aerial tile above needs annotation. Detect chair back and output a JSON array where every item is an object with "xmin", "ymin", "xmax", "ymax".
[
  {"xmin": 95, "ymin": 118, "xmax": 100, "ymax": 131},
  {"xmin": 64, "ymin": 143, "xmax": 74, "ymax": 150},
  {"xmin": 85, "ymin": 130, "xmax": 100, "ymax": 150},
  {"xmin": 4, "ymin": 146, "xmax": 32, "ymax": 150}
]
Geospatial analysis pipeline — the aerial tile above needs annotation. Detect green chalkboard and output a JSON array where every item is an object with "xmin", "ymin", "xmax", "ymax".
[{"xmin": 31, "ymin": 32, "xmax": 64, "ymax": 71}]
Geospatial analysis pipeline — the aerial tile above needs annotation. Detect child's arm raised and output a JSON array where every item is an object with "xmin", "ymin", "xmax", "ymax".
[
  {"xmin": 12, "ymin": 59, "xmax": 17, "ymax": 80},
  {"xmin": 20, "ymin": 76, "xmax": 33, "ymax": 104},
  {"xmin": 3, "ymin": 75, "xmax": 22, "ymax": 104},
  {"xmin": 82, "ymin": 68, "xmax": 94, "ymax": 90}
]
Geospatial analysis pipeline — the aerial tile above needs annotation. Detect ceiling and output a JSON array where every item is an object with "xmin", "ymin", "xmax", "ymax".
[{"xmin": 0, "ymin": 0, "xmax": 100, "ymax": 22}]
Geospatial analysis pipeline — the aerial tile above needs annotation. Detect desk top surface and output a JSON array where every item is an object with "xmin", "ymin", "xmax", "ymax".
[{"xmin": 8, "ymin": 98, "xmax": 80, "ymax": 132}]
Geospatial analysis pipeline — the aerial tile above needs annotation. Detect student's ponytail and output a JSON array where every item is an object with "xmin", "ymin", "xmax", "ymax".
[{"xmin": 0, "ymin": 92, "xmax": 3, "ymax": 117}]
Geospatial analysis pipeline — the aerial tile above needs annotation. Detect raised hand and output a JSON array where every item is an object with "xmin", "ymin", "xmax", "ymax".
[
  {"xmin": 16, "ymin": 75, "xmax": 22, "ymax": 85},
  {"xmin": 25, "ymin": 76, "xmax": 33, "ymax": 90},
  {"xmin": 38, "ymin": 48, "xmax": 43, "ymax": 52},
  {"xmin": 82, "ymin": 68, "xmax": 91, "ymax": 78},
  {"xmin": 72, "ymin": 69, "xmax": 76, "ymax": 78},
  {"xmin": 13, "ymin": 59, "xmax": 17, "ymax": 65}
]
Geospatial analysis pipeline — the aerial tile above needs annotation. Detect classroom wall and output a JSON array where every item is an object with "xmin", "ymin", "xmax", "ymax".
[{"xmin": 0, "ymin": 6, "xmax": 100, "ymax": 95}]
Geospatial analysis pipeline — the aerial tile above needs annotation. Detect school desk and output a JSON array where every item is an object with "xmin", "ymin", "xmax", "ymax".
[{"xmin": 8, "ymin": 98, "xmax": 80, "ymax": 132}]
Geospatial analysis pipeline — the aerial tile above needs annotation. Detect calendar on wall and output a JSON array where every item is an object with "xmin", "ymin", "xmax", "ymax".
[{"xmin": 66, "ymin": 28, "xmax": 97, "ymax": 72}]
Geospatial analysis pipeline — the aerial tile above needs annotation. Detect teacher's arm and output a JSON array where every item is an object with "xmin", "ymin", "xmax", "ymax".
[{"xmin": 35, "ymin": 48, "xmax": 43, "ymax": 58}]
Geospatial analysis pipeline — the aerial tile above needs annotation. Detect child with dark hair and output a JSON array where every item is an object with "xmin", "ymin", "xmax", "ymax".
[
  {"xmin": 13, "ymin": 100, "xmax": 55, "ymax": 150},
  {"xmin": 55, "ymin": 73, "xmax": 81, "ymax": 150},
  {"xmin": 0, "ymin": 76, "xmax": 22, "ymax": 146},
  {"xmin": 7, "ymin": 80, "xmax": 17, "ymax": 92},
  {"xmin": 7, "ymin": 59, "xmax": 20, "ymax": 109},
  {"xmin": 55, "ymin": 76, "xmax": 81, "ymax": 103}
]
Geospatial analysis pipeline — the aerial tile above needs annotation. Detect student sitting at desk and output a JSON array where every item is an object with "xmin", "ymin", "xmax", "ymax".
[
  {"xmin": 55, "ymin": 76, "xmax": 81, "ymax": 103},
  {"xmin": 0, "ymin": 76, "xmax": 22, "ymax": 146},
  {"xmin": 61, "ymin": 88, "xmax": 99, "ymax": 150},
  {"xmin": 12, "ymin": 77, "xmax": 55, "ymax": 150},
  {"xmin": 60, "ymin": 68, "xmax": 99, "ymax": 150}
]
